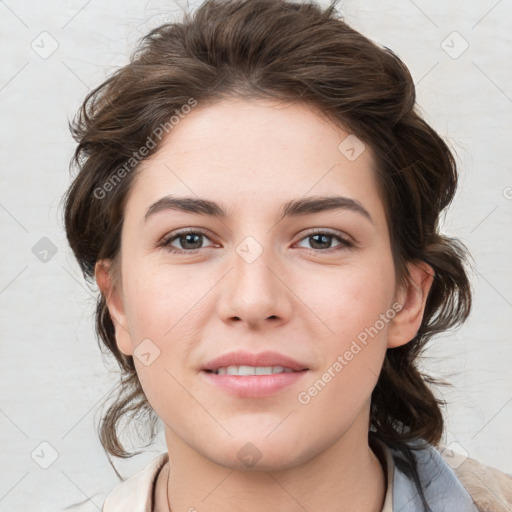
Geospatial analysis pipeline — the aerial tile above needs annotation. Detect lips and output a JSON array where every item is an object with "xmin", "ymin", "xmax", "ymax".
[{"xmin": 202, "ymin": 350, "xmax": 309, "ymax": 373}]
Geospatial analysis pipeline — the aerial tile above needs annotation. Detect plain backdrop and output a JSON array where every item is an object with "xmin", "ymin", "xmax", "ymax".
[{"xmin": 0, "ymin": 0, "xmax": 511, "ymax": 510}]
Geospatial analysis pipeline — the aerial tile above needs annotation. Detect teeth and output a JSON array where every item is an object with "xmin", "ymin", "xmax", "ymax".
[{"xmin": 214, "ymin": 365, "xmax": 295, "ymax": 376}]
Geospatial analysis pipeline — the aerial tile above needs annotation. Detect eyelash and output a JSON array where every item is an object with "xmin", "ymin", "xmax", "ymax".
[{"xmin": 159, "ymin": 228, "xmax": 355, "ymax": 254}]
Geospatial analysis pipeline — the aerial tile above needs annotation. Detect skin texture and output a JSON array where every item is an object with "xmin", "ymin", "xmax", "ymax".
[{"xmin": 96, "ymin": 98, "xmax": 433, "ymax": 512}]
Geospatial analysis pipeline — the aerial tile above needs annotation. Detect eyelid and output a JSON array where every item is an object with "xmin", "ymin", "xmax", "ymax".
[{"xmin": 297, "ymin": 227, "xmax": 354, "ymax": 242}]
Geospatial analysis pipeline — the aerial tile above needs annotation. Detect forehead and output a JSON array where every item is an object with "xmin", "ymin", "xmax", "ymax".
[{"xmin": 124, "ymin": 98, "xmax": 384, "ymax": 225}]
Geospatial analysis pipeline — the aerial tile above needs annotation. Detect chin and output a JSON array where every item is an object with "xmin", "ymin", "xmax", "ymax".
[{"xmin": 204, "ymin": 436, "xmax": 313, "ymax": 472}]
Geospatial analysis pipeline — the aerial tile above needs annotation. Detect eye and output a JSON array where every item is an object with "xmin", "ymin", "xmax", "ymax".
[
  {"xmin": 295, "ymin": 230, "xmax": 354, "ymax": 252},
  {"xmin": 160, "ymin": 228, "xmax": 215, "ymax": 253}
]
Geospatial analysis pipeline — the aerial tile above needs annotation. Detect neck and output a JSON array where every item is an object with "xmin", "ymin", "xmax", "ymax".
[{"xmin": 157, "ymin": 413, "xmax": 386, "ymax": 512}]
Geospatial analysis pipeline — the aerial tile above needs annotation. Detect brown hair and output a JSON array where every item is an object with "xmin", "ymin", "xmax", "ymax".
[{"xmin": 62, "ymin": 0, "xmax": 471, "ymax": 501}]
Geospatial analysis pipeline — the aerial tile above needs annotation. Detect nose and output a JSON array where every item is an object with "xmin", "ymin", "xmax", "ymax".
[{"xmin": 217, "ymin": 238, "xmax": 293, "ymax": 328}]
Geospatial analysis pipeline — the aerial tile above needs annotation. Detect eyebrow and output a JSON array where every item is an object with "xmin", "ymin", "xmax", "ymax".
[{"xmin": 144, "ymin": 195, "xmax": 373, "ymax": 224}]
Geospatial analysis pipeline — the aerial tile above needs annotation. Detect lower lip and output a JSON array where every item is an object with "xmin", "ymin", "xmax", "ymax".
[{"xmin": 201, "ymin": 370, "xmax": 308, "ymax": 397}]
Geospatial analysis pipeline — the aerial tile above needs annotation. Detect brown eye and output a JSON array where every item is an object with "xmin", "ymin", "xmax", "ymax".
[
  {"xmin": 296, "ymin": 230, "xmax": 354, "ymax": 252},
  {"xmin": 161, "ymin": 229, "xmax": 214, "ymax": 253}
]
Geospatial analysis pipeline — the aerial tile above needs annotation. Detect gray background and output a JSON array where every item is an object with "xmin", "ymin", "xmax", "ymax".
[{"xmin": 0, "ymin": 0, "xmax": 511, "ymax": 510}]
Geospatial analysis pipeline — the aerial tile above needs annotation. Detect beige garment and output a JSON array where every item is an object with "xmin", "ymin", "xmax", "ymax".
[
  {"xmin": 102, "ymin": 453, "xmax": 167, "ymax": 511},
  {"xmin": 439, "ymin": 446, "xmax": 512, "ymax": 512}
]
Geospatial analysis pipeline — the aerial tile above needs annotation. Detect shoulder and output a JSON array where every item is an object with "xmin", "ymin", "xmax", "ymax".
[
  {"xmin": 383, "ymin": 438, "xmax": 512, "ymax": 512},
  {"xmin": 102, "ymin": 452, "xmax": 169, "ymax": 512},
  {"xmin": 388, "ymin": 440, "xmax": 478, "ymax": 511},
  {"xmin": 439, "ymin": 446, "xmax": 512, "ymax": 512}
]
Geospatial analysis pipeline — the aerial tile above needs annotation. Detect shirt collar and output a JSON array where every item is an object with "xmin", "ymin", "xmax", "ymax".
[
  {"xmin": 102, "ymin": 452, "xmax": 168, "ymax": 512},
  {"xmin": 371, "ymin": 436, "xmax": 478, "ymax": 512}
]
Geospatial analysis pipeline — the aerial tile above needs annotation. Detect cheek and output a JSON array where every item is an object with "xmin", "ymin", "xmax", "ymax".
[
  {"xmin": 120, "ymin": 261, "xmax": 210, "ymax": 405},
  {"xmin": 296, "ymin": 269, "xmax": 393, "ymax": 420},
  {"xmin": 123, "ymin": 261, "xmax": 203, "ymax": 342},
  {"xmin": 311, "ymin": 259, "xmax": 395, "ymax": 338},
  {"xmin": 300, "ymin": 256, "xmax": 395, "ymax": 394}
]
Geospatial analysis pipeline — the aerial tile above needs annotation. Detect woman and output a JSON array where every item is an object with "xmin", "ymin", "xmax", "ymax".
[{"xmin": 63, "ymin": 0, "xmax": 512, "ymax": 510}]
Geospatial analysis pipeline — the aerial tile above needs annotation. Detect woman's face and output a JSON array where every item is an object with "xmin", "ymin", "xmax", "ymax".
[{"xmin": 101, "ymin": 98, "xmax": 416, "ymax": 470}]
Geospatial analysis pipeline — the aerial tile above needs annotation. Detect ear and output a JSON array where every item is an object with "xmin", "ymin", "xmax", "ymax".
[
  {"xmin": 387, "ymin": 261, "xmax": 434, "ymax": 349},
  {"xmin": 95, "ymin": 259, "xmax": 133, "ymax": 356}
]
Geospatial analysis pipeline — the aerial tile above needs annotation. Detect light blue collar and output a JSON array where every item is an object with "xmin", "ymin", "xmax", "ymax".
[{"xmin": 388, "ymin": 441, "xmax": 478, "ymax": 511}]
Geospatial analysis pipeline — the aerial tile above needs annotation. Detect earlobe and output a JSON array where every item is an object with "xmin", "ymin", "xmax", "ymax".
[
  {"xmin": 387, "ymin": 261, "xmax": 434, "ymax": 349},
  {"xmin": 94, "ymin": 259, "xmax": 134, "ymax": 356}
]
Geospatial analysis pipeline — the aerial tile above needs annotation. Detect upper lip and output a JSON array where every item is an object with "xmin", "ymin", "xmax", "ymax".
[{"xmin": 202, "ymin": 350, "xmax": 309, "ymax": 372}]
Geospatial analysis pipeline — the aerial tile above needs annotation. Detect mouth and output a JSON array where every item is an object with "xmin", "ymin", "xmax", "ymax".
[
  {"xmin": 200, "ymin": 351, "xmax": 310, "ymax": 397},
  {"xmin": 204, "ymin": 365, "xmax": 307, "ymax": 376},
  {"xmin": 201, "ymin": 366, "xmax": 309, "ymax": 397}
]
